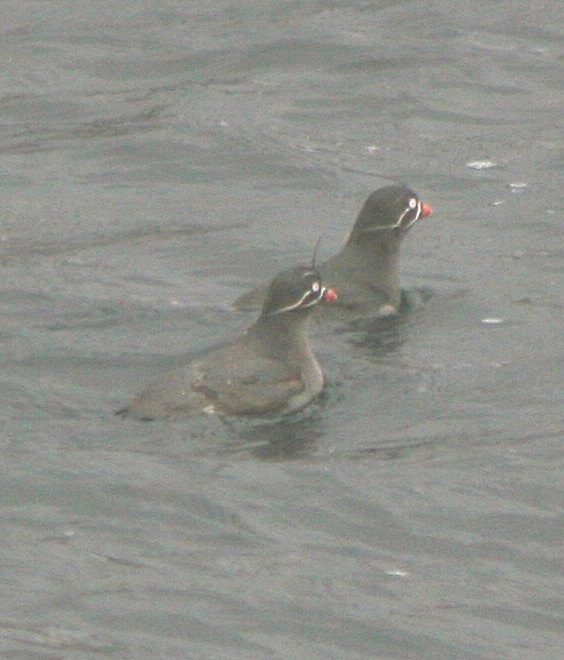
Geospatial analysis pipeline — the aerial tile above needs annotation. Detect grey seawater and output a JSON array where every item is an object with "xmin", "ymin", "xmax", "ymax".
[{"xmin": 1, "ymin": 1, "xmax": 562, "ymax": 658}]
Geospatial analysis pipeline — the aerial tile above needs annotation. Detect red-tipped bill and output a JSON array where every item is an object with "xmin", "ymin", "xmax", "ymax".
[
  {"xmin": 420, "ymin": 202, "xmax": 433, "ymax": 218},
  {"xmin": 324, "ymin": 288, "xmax": 338, "ymax": 303}
]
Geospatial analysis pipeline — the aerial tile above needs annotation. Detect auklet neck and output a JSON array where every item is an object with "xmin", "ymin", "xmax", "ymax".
[{"xmin": 249, "ymin": 312, "xmax": 314, "ymax": 366}]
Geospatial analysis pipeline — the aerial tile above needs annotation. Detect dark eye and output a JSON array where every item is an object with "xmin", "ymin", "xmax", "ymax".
[
  {"xmin": 408, "ymin": 197, "xmax": 417, "ymax": 210},
  {"xmin": 311, "ymin": 281, "xmax": 320, "ymax": 293}
]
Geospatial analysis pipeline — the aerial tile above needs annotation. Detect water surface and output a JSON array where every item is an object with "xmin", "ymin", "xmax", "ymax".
[{"xmin": 1, "ymin": 1, "xmax": 562, "ymax": 657}]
